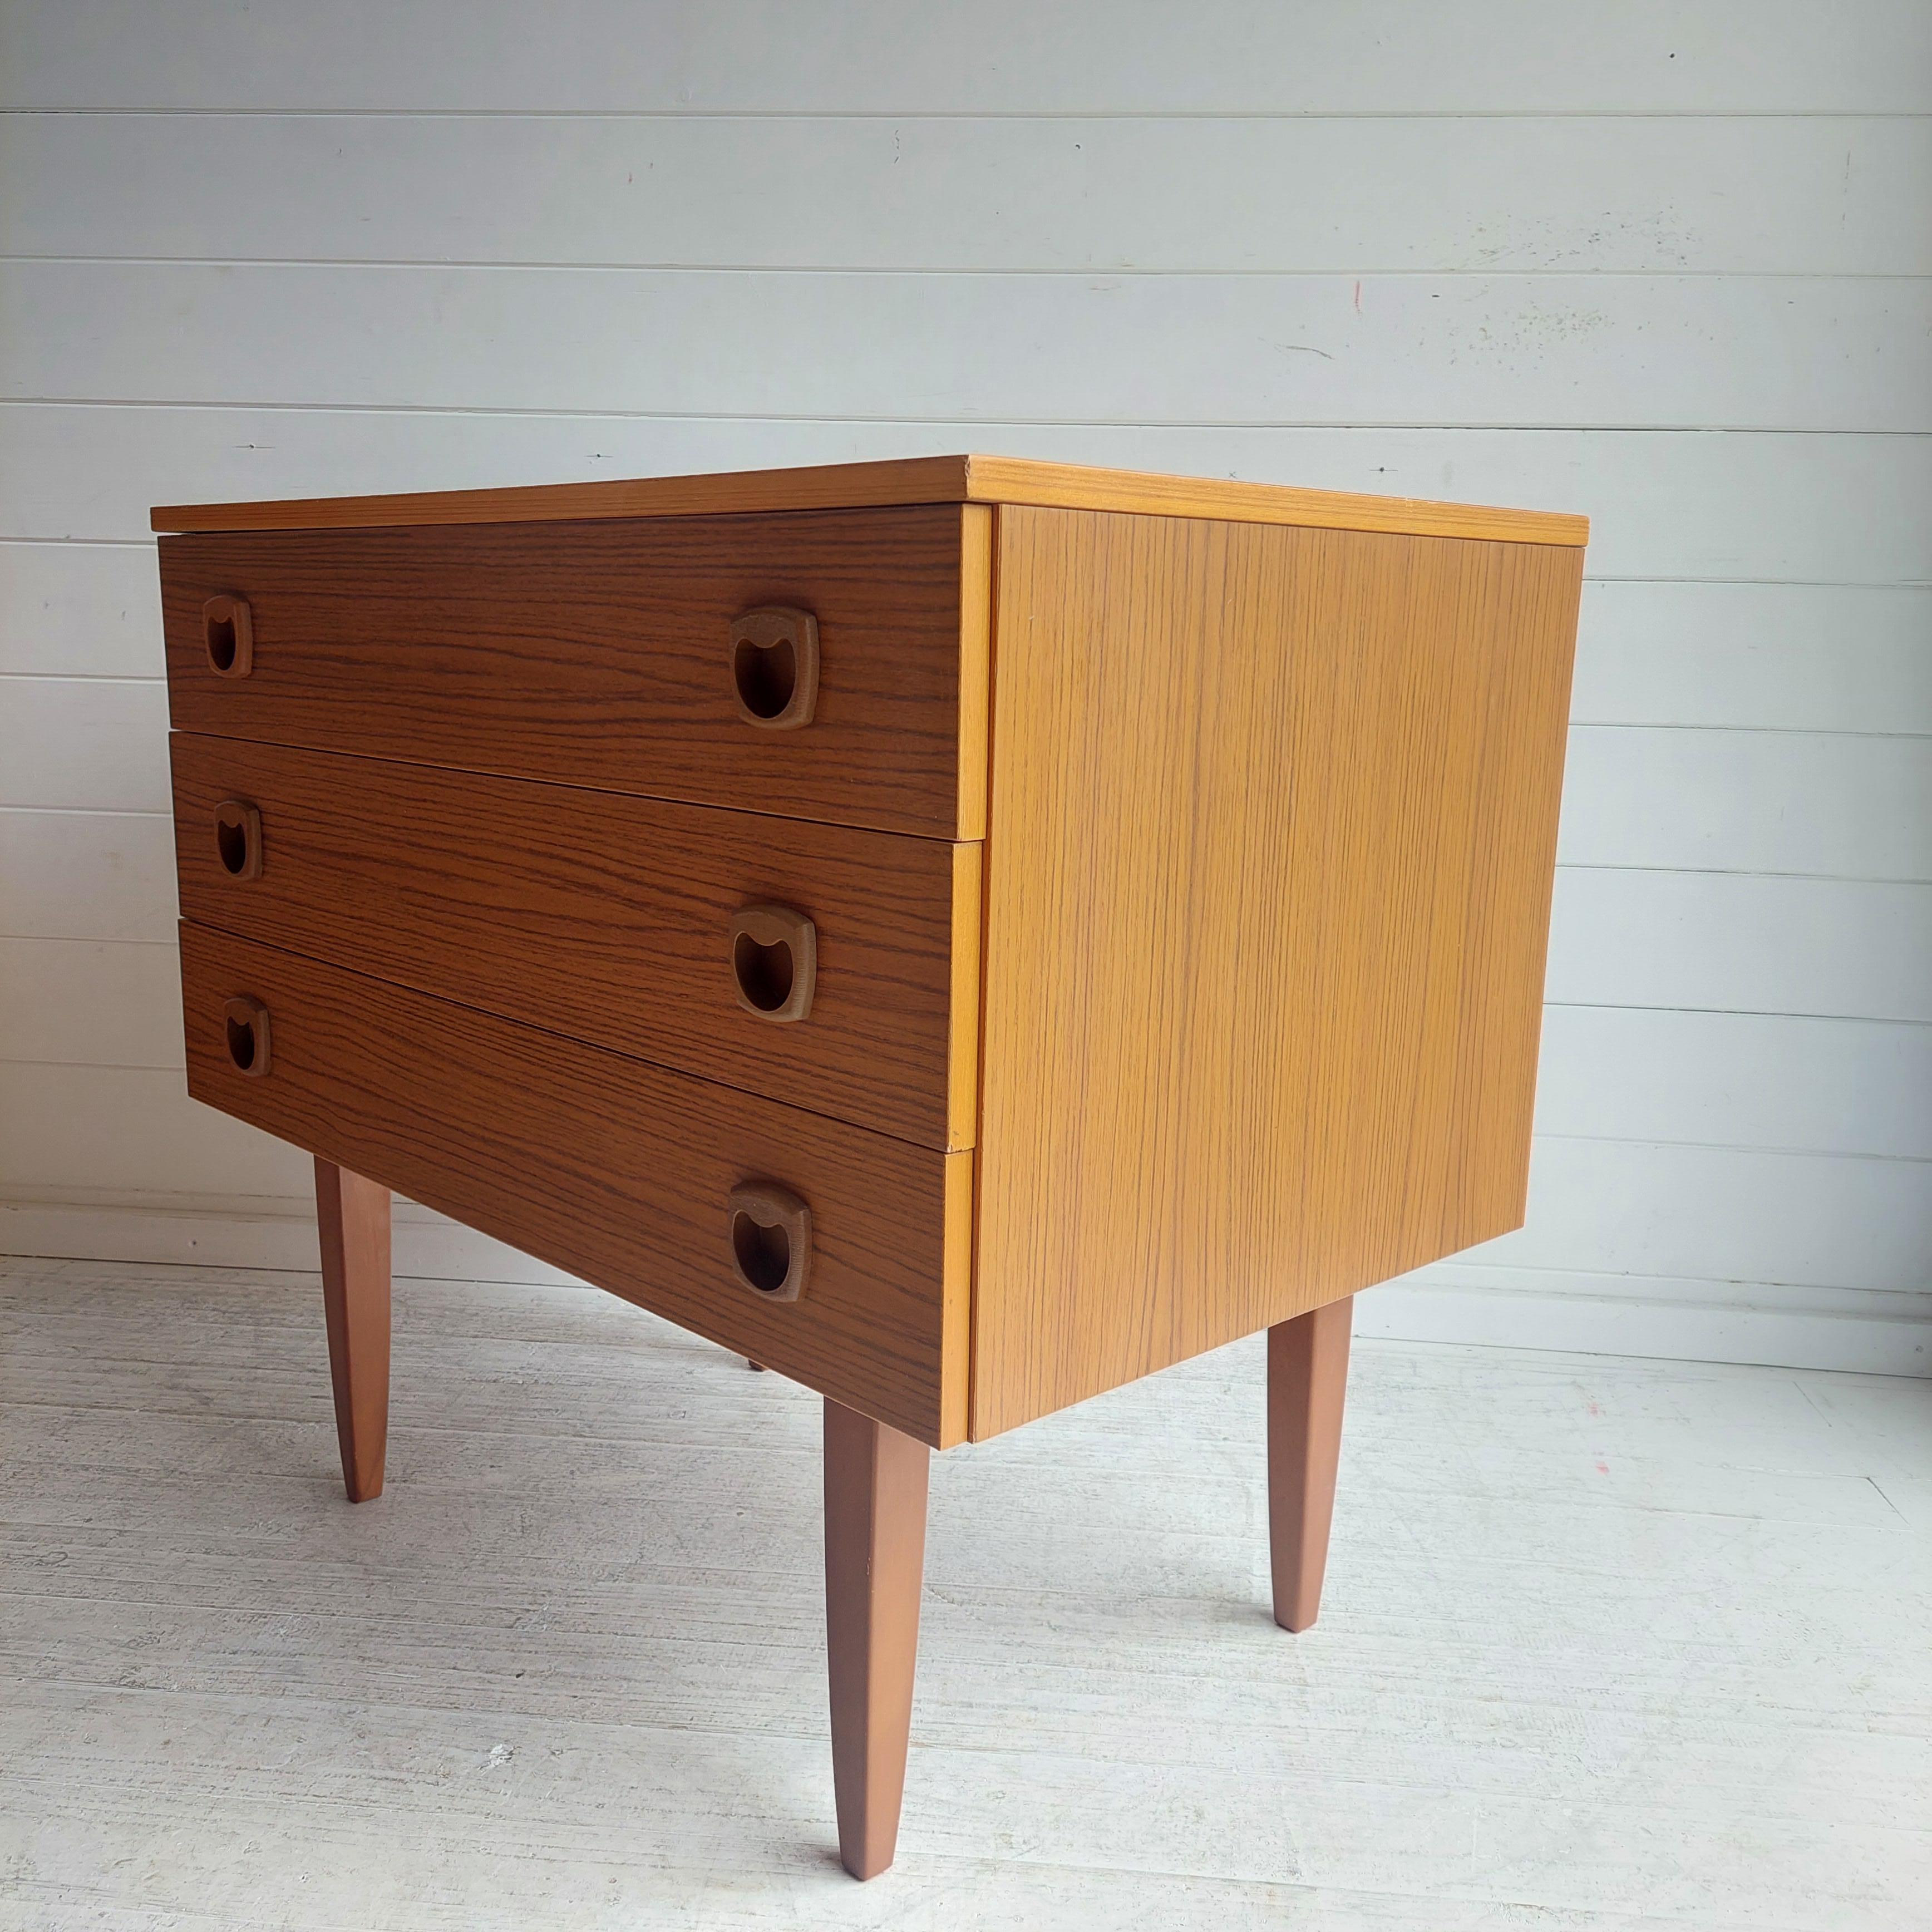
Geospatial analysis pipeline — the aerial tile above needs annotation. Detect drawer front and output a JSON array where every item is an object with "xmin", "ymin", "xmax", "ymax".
[
  {"xmin": 180, "ymin": 923, "xmax": 972, "ymax": 1446},
  {"xmin": 171, "ymin": 735, "xmax": 979, "ymax": 1151},
  {"xmin": 160, "ymin": 505, "xmax": 988, "ymax": 840}
]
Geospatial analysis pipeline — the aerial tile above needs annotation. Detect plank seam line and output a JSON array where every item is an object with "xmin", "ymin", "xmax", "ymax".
[
  {"xmin": 2, "ymin": 106, "xmax": 1926, "ymax": 122},
  {"xmin": 1532, "ymin": 1132, "xmax": 1931, "ymax": 1163},
  {"xmin": 7, "ymin": 398, "xmax": 1932, "ymax": 438},
  {"xmin": 9, "ymin": 255, "xmax": 1931, "ymax": 281}
]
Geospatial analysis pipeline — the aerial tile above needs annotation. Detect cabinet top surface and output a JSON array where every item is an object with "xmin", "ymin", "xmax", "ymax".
[{"xmin": 151, "ymin": 452, "xmax": 1588, "ymax": 547}]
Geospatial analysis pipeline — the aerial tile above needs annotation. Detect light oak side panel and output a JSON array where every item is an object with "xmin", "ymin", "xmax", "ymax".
[
  {"xmin": 971, "ymin": 507, "xmax": 1582, "ymax": 1438},
  {"xmin": 964, "ymin": 456, "xmax": 1588, "ymax": 548}
]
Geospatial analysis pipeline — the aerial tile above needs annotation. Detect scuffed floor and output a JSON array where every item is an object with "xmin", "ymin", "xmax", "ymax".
[{"xmin": 2, "ymin": 1255, "xmax": 1928, "ymax": 1929}]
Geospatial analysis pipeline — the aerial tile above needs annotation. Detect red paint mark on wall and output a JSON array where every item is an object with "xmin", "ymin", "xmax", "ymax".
[{"xmin": 1354, "ymin": 280, "xmax": 1362, "ymax": 314}]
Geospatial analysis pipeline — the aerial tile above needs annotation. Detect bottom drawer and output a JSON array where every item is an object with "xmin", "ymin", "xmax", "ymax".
[{"xmin": 180, "ymin": 921, "xmax": 972, "ymax": 1445}]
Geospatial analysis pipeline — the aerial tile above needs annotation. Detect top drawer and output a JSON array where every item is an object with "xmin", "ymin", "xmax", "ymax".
[{"xmin": 160, "ymin": 505, "xmax": 989, "ymax": 840}]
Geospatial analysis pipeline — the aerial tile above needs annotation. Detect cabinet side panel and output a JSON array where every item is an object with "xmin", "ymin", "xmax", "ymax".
[{"xmin": 972, "ymin": 508, "xmax": 1582, "ymax": 1438}]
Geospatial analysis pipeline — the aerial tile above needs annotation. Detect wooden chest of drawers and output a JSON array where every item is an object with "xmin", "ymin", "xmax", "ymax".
[{"xmin": 155, "ymin": 454, "xmax": 1586, "ymax": 1876}]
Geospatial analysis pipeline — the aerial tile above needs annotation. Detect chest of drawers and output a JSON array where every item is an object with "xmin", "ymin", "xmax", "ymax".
[{"xmin": 156, "ymin": 454, "xmax": 1586, "ymax": 1877}]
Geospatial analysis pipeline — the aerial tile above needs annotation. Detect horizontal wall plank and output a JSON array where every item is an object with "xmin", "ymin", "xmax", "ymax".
[
  {"xmin": 12, "ymin": 556, "xmax": 1929, "ymax": 739},
  {"xmin": 6, "ymin": 404, "xmax": 1927, "ymax": 584},
  {"xmin": 0, "ymin": 677, "xmax": 169, "ymax": 810},
  {"xmin": 1535, "ymin": 1007, "xmax": 1932, "ymax": 1160},
  {"xmin": 1558, "ymin": 727, "xmax": 1932, "ymax": 880},
  {"xmin": 4, "ymin": 1, "xmax": 1926, "ymax": 112},
  {"xmin": 15, "ymin": 922, "xmax": 1925, "ymax": 1164},
  {"xmin": 11, "ymin": 924, "xmax": 1932, "ymax": 1170},
  {"xmin": 7, "ymin": 1066, "xmax": 1923, "ymax": 1298},
  {"xmin": 1471, "ymin": 1135, "xmax": 1931, "ymax": 1294},
  {"xmin": 1571, "ymin": 581, "xmax": 1932, "ymax": 734},
  {"xmin": 0, "ymin": 540, "xmax": 163, "ymax": 677},
  {"xmin": 0, "ymin": 1196, "xmax": 576, "ymax": 1285},
  {"xmin": 0, "ymin": 937, "xmax": 181, "ymax": 1067},
  {"xmin": 8, "ymin": 262, "xmax": 1924, "ymax": 433},
  {"xmin": 0, "ymin": 1063, "xmax": 313, "ymax": 1198},
  {"xmin": 4, "ymin": 112, "xmax": 1924, "ymax": 277},
  {"xmin": 13, "ymin": 861, "xmax": 1929, "ymax": 1100},
  {"xmin": 0, "ymin": 809, "xmax": 176, "ymax": 941},
  {"xmin": 9, "ymin": 560, "xmax": 1929, "ymax": 732},
  {"xmin": 1545, "ymin": 870, "xmax": 1932, "ymax": 1023},
  {"xmin": 22, "ymin": 864, "xmax": 1925, "ymax": 1061},
  {"xmin": 14, "ymin": 704, "xmax": 1925, "ymax": 884}
]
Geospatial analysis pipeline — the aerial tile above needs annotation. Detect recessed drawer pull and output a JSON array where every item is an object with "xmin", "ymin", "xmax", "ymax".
[
  {"xmin": 727, "ymin": 1181, "xmax": 811, "ymax": 1302},
  {"xmin": 730, "ymin": 605, "xmax": 819, "ymax": 730},
  {"xmin": 203, "ymin": 595, "xmax": 254, "ymax": 678},
  {"xmin": 213, "ymin": 799, "xmax": 264, "ymax": 880},
  {"xmin": 223, "ymin": 995, "xmax": 272, "ymax": 1077},
  {"xmin": 729, "ymin": 903, "xmax": 817, "ymax": 1022}
]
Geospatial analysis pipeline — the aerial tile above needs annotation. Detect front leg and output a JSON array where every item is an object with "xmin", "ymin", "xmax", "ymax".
[
  {"xmin": 315, "ymin": 1157, "xmax": 391, "ymax": 1502},
  {"xmin": 1268, "ymin": 1296, "xmax": 1353, "ymax": 1632},
  {"xmin": 823, "ymin": 1398, "xmax": 930, "ymax": 1879}
]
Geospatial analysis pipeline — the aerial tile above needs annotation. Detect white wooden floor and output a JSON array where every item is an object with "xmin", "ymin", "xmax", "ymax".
[{"xmin": 1, "ymin": 1256, "xmax": 1928, "ymax": 1930}]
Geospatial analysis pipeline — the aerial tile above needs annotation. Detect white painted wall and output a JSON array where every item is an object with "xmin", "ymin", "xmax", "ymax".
[{"xmin": 2, "ymin": 2, "xmax": 1927, "ymax": 1373}]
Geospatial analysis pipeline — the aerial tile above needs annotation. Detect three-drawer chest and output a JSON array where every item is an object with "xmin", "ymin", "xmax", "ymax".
[{"xmin": 155, "ymin": 455, "xmax": 1586, "ymax": 1877}]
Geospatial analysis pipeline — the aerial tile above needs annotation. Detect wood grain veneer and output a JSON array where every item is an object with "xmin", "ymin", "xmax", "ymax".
[
  {"xmin": 152, "ymin": 453, "xmax": 1589, "ymax": 1880},
  {"xmin": 152, "ymin": 452, "xmax": 1589, "ymax": 548},
  {"xmin": 970, "ymin": 506, "xmax": 1583, "ymax": 1438},
  {"xmin": 171, "ymin": 735, "xmax": 979, "ymax": 1150},
  {"xmin": 1268, "ymin": 1299, "xmax": 1353, "ymax": 1634},
  {"xmin": 180, "ymin": 923, "xmax": 972, "ymax": 1446},
  {"xmin": 823, "ymin": 1400, "xmax": 930, "ymax": 1881},
  {"xmin": 315, "ymin": 1158, "xmax": 390, "ymax": 1505},
  {"xmin": 160, "ymin": 504, "xmax": 987, "ymax": 840}
]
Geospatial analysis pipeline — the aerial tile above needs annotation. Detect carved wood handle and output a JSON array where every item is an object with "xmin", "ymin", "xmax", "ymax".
[
  {"xmin": 223, "ymin": 995, "xmax": 272, "ymax": 1078},
  {"xmin": 728, "ymin": 902, "xmax": 817, "ymax": 1022},
  {"xmin": 730, "ymin": 605, "xmax": 819, "ymax": 730},
  {"xmin": 727, "ymin": 1180, "xmax": 811, "ymax": 1302},
  {"xmin": 203, "ymin": 595, "xmax": 253, "ymax": 678},
  {"xmin": 213, "ymin": 799, "xmax": 263, "ymax": 880}
]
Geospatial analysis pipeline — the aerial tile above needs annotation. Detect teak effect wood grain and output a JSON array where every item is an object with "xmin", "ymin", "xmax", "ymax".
[
  {"xmin": 160, "ymin": 505, "xmax": 985, "ymax": 841},
  {"xmin": 1268, "ymin": 1298, "xmax": 1353, "ymax": 1634},
  {"xmin": 170, "ymin": 735, "xmax": 980, "ymax": 1151},
  {"xmin": 971, "ymin": 507, "xmax": 1583, "ymax": 1439},
  {"xmin": 152, "ymin": 453, "xmax": 1589, "ymax": 549},
  {"xmin": 180, "ymin": 923, "xmax": 972, "ymax": 1446},
  {"xmin": 314, "ymin": 1157, "xmax": 391, "ymax": 1505},
  {"xmin": 823, "ymin": 1399, "xmax": 930, "ymax": 1880}
]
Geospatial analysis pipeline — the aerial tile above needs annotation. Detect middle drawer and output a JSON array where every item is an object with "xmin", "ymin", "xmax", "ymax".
[{"xmin": 171, "ymin": 733, "xmax": 979, "ymax": 1150}]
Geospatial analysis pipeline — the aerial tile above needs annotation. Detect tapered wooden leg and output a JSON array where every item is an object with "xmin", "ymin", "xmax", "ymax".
[
  {"xmin": 1268, "ymin": 1295, "xmax": 1353, "ymax": 1633},
  {"xmin": 315, "ymin": 1157, "xmax": 391, "ymax": 1504},
  {"xmin": 824, "ymin": 1398, "xmax": 929, "ymax": 1880}
]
